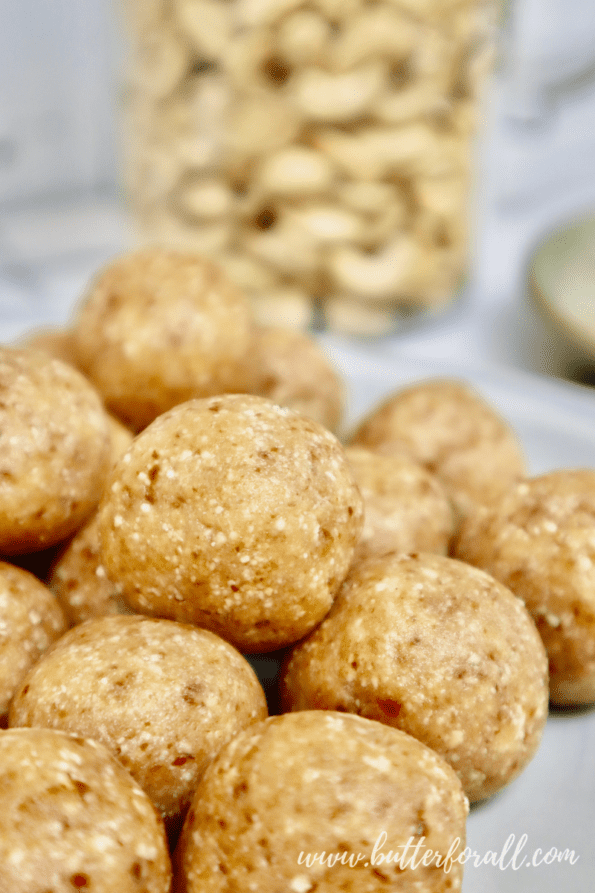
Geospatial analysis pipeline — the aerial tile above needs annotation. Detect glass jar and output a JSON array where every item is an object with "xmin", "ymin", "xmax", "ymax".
[{"xmin": 119, "ymin": 0, "xmax": 496, "ymax": 334}]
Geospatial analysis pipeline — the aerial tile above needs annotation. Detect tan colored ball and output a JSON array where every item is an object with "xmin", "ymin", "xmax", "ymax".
[
  {"xmin": 281, "ymin": 552, "xmax": 549, "ymax": 802},
  {"xmin": 98, "ymin": 394, "xmax": 363, "ymax": 651},
  {"xmin": 0, "ymin": 561, "xmax": 66, "ymax": 724},
  {"xmin": 0, "ymin": 727, "xmax": 171, "ymax": 892},
  {"xmin": 72, "ymin": 248, "xmax": 253, "ymax": 430},
  {"xmin": 345, "ymin": 446, "xmax": 455, "ymax": 560},
  {"xmin": 10, "ymin": 615, "xmax": 268, "ymax": 825},
  {"xmin": 240, "ymin": 325, "xmax": 345, "ymax": 432},
  {"xmin": 454, "ymin": 469, "xmax": 595, "ymax": 706},
  {"xmin": 175, "ymin": 711, "xmax": 468, "ymax": 893},
  {"xmin": 350, "ymin": 378, "xmax": 526, "ymax": 519},
  {"xmin": 0, "ymin": 347, "xmax": 112, "ymax": 554}
]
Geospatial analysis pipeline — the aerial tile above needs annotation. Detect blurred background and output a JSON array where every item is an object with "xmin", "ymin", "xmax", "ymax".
[{"xmin": 2, "ymin": 0, "xmax": 595, "ymax": 381}]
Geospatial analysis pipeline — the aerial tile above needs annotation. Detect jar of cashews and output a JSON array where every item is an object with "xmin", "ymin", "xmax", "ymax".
[{"xmin": 120, "ymin": 0, "xmax": 497, "ymax": 335}]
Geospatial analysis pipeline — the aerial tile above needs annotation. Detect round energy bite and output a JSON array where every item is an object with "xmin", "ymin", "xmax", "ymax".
[
  {"xmin": 72, "ymin": 248, "xmax": 253, "ymax": 431},
  {"xmin": 0, "ymin": 347, "xmax": 112, "ymax": 554},
  {"xmin": 454, "ymin": 469, "xmax": 595, "ymax": 706},
  {"xmin": 48, "ymin": 512, "xmax": 132, "ymax": 625},
  {"xmin": 0, "ymin": 727, "xmax": 171, "ymax": 892},
  {"xmin": 281, "ymin": 553, "xmax": 549, "ymax": 803},
  {"xmin": 345, "ymin": 446, "xmax": 455, "ymax": 561},
  {"xmin": 0, "ymin": 561, "xmax": 66, "ymax": 724},
  {"xmin": 9, "ymin": 615, "xmax": 268, "ymax": 824},
  {"xmin": 98, "ymin": 394, "xmax": 364, "ymax": 651},
  {"xmin": 350, "ymin": 378, "xmax": 525, "ymax": 519},
  {"xmin": 175, "ymin": 711, "xmax": 468, "ymax": 893},
  {"xmin": 239, "ymin": 325, "xmax": 345, "ymax": 433}
]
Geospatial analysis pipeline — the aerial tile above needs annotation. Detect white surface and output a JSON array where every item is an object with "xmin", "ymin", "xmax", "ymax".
[{"xmin": 321, "ymin": 345, "xmax": 595, "ymax": 893}]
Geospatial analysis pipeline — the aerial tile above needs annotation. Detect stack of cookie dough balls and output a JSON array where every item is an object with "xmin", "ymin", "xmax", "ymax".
[
  {"xmin": 0, "ymin": 346, "xmax": 112, "ymax": 555},
  {"xmin": 9, "ymin": 615, "xmax": 268, "ymax": 834},
  {"xmin": 281, "ymin": 552, "xmax": 549, "ymax": 803},
  {"xmin": 175, "ymin": 710, "xmax": 469, "ymax": 893},
  {"xmin": 97, "ymin": 392, "xmax": 363, "ymax": 652},
  {"xmin": 455, "ymin": 469, "xmax": 595, "ymax": 707},
  {"xmin": 350, "ymin": 378, "xmax": 526, "ymax": 521},
  {"xmin": 121, "ymin": 0, "xmax": 495, "ymax": 333},
  {"xmin": 0, "ymin": 727, "xmax": 172, "ymax": 892}
]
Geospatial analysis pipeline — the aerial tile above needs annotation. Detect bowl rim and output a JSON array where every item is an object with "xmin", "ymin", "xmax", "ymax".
[{"xmin": 528, "ymin": 212, "xmax": 595, "ymax": 358}]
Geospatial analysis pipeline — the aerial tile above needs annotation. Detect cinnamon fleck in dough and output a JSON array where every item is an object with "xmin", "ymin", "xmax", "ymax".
[
  {"xmin": 98, "ymin": 394, "xmax": 363, "ymax": 651},
  {"xmin": 345, "ymin": 446, "xmax": 455, "ymax": 560},
  {"xmin": 0, "ymin": 561, "xmax": 66, "ymax": 724},
  {"xmin": 175, "ymin": 711, "xmax": 468, "ymax": 893},
  {"xmin": 281, "ymin": 552, "xmax": 548, "ymax": 803},
  {"xmin": 350, "ymin": 379, "xmax": 525, "ymax": 519},
  {"xmin": 10, "ymin": 615, "xmax": 268, "ymax": 825},
  {"xmin": 72, "ymin": 248, "xmax": 254, "ymax": 431},
  {"xmin": 0, "ymin": 726, "xmax": 171, "ymax": 892},
  {"xmin": 0, "ymin": 347, "xmax": 112, "ymax": 554},
  {"xmin": 454, "ymin": 469, "xmax": 595, "ymax": 706}
]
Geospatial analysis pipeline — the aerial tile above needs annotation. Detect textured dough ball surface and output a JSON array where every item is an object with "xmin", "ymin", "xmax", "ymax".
[
  {"xmin": 350, "ymin": 379, "xmax": 525, "ymax": 518},
  {"xmin": 0, "ymin": 726, "xmax": 171, "ymax": 892},
  {"xmin": 240, "ymin": 325, "xmax": 345, "ymax": 432},
  {"xmin": 281, "ymin": 552, "xmax": 548, "ymax": 802},
  {"xmin": 49, "ymin": 512, "xmax": 132, "ymax": 625},
  {"xmin": 0, "ymin": 347, "xmax": 112, "ymax": 554},
  {"xmin": 175, "ymin": 711, "xmax": 468, "ymax": 893},
  {"xmin": 72, "ymin": 248, "xmax": 253, "ymax": 430},
  {"xmin": 0, "ymin": 561, "xmax": 66, "ymax": 722},
  {"xmin": 10, "ymin": 615, "xmax": 268, "ymax": 823},
  {"xmin": 454, "ymin": 469, "xmax": 595, "ymax": 706},
  {"xmin": 99, "ymin": 394, "xmax": 364, "ymax": 651},
  {"xmin": 345, "ymin": 446, "xmax": 455, "ymax": 561}
]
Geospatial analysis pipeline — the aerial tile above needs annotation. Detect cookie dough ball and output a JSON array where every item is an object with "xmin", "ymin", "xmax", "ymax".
[
  {"xmin": 48, "ymin": 512, "xmax": 132, "ymax": 625},
  {"xmin": 345, "ymin": 447, "xmax": 455, "ymax": 561},
  {"xmin": 16, "ymin": 324, "xmax": 80, "ymax": 369},
  {"xmin": 350, "ymin": 379, "xmax": 525, "ymax": 519},
  {"xmin": 0, "ymin": 727, "xmax": 171, "ymax": 892},
  {"xmin": 281, "ymin": 553, "xmax": 548, "ymax": 803},
  {"xmin": 98, "ymin": 394, "xmax": 364, "ymax": 651},
  {"xmin": 10, "ymin": 615, "xmax": 268, "ymax": 825},
  {"xmin": 0, "ymin": 347, "xmax": 112, "ymax": 554},
  {"xmin": 0, "ymin": 562, "xmax": 66, "ymax": 724},
  {"xmin": 72, "ymin": 248, "xmax": 253, "ymax": 431},
  {"xmin": 240, "ymin": 325, "xmax": 345, "ymax": 433},
  {"xmin": 454, "ymin": 469, "xmax": 595, "ymax": 706},
  {"xmin": 175, "ymin": 711, "xmax": 468, "ymax": 893}
]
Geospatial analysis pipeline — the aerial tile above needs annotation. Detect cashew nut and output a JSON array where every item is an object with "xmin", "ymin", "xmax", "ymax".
[
  {"xmin": 251, "ymin": 286, "xmax": 315, "ymax": 330},
  {"xmin": 292, "ymin": 62, "xmax": 385, "ymax": 122},
  {"xmin": 226, "ymin": 94, "xmax": 302, "ymax": 162},
  {"xmin": 175, "ymin": 176, "xmax": 234, "ymax": 220},
  {"xmin": 288, "ymin": 202, "xmax": 364, "ymax": 245},
  {"xmin": 176, "ymin": 0, "xmax": 234, "ymax": 57},
  {"xmin": 328, "ymin": 235, "xmax": 423, "ymax": 301},
  {"xmin": 236, "ymin": 0, "xmax": 305, "ymax": 28},
  {"xmin": 244, "ymin": 210, "xmax": 320, "ymax": 277},
  {"xmin": 329, "ymin": 4, "xmax": 419, "ymax": 70},
  {"xmin": 276, "ymin": 8, "xmax": 333, "ymax": 66},
  {"xmin": 215, "ymin": 248, "xmax": 280, "ymax": 293},
  {"xmin": 374, "ymin": 79, "xmax": 452, "ymax": 126},
  {"xmin": 257, "ymin": 146, "xmax": 336, "ymax": 196}
]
